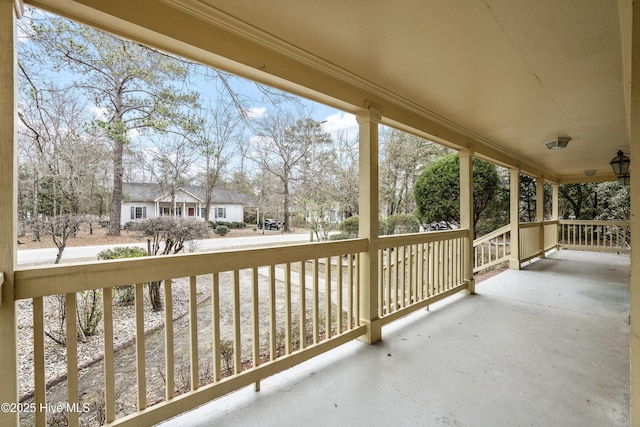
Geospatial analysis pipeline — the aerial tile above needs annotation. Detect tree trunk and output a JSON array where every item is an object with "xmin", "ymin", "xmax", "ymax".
[
  {"xmin": 283, "ymin": 180, "xmax": 290, "ymax": 232},
  {"xmin": 204, "ymin": 157, "xmax": 218, "ymax": 223},
  {"xmin": 109, "ymin": 140, "xmax": 123, "ymax": 236},
  {"xmin": 54, "ymin": 242, "xmax": 65, "ymax": 264},
  {"xmin": 148, "ymin": 281, "xmax": 163, "ymax": 312}
]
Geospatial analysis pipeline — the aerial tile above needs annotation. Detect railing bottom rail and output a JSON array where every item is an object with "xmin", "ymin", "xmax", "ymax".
[
  {"xmin": 381, "ymin": 282, "xmax": 469, "ymax": 326},
  {"xmin": 109, "ymin": 326, "xmax": 366, "ymax": 426}
]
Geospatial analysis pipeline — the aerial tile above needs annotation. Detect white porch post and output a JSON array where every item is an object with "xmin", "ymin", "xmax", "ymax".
[
  {"xmin": 356, "ymin": 104, "xmax": 382, "ymax": 344},
  {"xmin": 459, "ymin": 149, "xmax": 475, "ymax": 294},
  {"xmin": 509, "ymin": 168, "xmax": 521, "ymax": 270},
  {"xmin": 536, "ymin": 177, "xmax": 545, "ymax": 258},
  {"xmin": 552, "ymin": 183, "xmax": 559, "ymax": 220},
  {"xmin": 0, "ymin": 1, "xmax": 20, "ymax": 425},
  {"xmin": 552, "ymin": 182, "xmax": 559, "ymax": 249},
  {"xmin": 629, "ymin": 1, "xmax": 640, "ymax": 423}
]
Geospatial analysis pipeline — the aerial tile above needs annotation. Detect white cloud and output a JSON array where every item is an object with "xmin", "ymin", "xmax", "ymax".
[
  {"xmin": 249, "ymin": 134, "xmax": 274, "ymax": 152},
  {"xmin": 245, "ymin": 106, "xmax": 267, "ymax": 120},
  {"xmin": 322, "ymin": 111, "xmax": 358, "ymax": 138},
  {"xmin": 90, "ymin": 105, "xmax": 109, "ymax": 120}
]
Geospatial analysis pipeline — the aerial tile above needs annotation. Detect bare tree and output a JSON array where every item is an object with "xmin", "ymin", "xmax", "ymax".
[
  {"xmin": 380, "ymin": 127, "xmax": 451, "ymax": 216},
  {"xmin": 326, "ymin": 129, "xmax": 359, "ymax": 218},
  {"xmin": 22, "ymin": 13, "xmax": 200, "ymax": 235},
  {"xmin": 251, "ymin": 112, "xmax": 331, "ymax": 231},
  {"xmin": 136, "ymin": 217, "xmax": 209, "ymax": 310},
  {"xmin": 297, "ymin": 135, "xmax": 339, "ymax": 239},
  {"xmin": 17, "ymin": 62, "xmax": 112, "ymax": 250},
  {"xmin": 42, "ymin": 214, "xmax": 86, "ymax": 264},
  {"xmin": 148, "ymin": 134, "xmax": 196, "ymax": 211},
  {"xmin": 39, "ymin": 214, "xmax": 104, "ymax": 345},
  {"xmin": 191, "ymin": 99, "xmax": 243, "ymax": 218}
]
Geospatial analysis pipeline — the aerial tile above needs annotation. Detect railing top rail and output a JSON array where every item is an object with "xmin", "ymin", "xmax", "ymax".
[
  {"xmin": 559, "ymin": 220, "xmax": 630, "ymax": 226},
  {"xmin": 543, "ymin": 220, "xmax": 559, "ymax": 226},
  {"xmin": 378, "ymin": 229, "xmax": 468, "ymax": 250},
  {"xmin": 14, "ymin": 238, "xmax": 368, "ymax": 300},
  {"xmin": 473, "ymin": 224, "xmax": 510, "ymax": 246},
  {"xmin": 519, "ymin": 221, "xmax": 544, "ymax": 229}
]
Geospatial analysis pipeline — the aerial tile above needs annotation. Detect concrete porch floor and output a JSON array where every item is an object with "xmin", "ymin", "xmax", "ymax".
[{"xmin": 161, "ymin": 250, "xmax": 630, "ymax": 427}]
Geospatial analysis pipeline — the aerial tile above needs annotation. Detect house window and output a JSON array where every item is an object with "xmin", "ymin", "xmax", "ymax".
[
  {"xmin": 160, "ymin": 207, "xmax": 171, "ymax": 216},
  {"xmin": 201, "ymin": 207, "xmax": 207, "ymax": 219},
  {"xmin": 214, "ymin": 207, "xmax": 226, "ymax": 219},
  {"xmin": 130, "ymin": 206, "xmax": 147, "ymax": 220}
]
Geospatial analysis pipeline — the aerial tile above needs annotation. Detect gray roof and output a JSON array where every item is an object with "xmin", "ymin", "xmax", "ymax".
[{"xmin": 123, "ymin": 182, "xmax": 255, "ymax": 206}]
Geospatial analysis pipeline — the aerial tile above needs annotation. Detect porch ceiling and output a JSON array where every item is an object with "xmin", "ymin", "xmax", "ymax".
[
  {"xmin": 29, "ymin": 0, "xmax": 632, "ymax": 182},
  {"xmin": 196, "ymin": 0, "xmax": 630, "ymax": 181}
]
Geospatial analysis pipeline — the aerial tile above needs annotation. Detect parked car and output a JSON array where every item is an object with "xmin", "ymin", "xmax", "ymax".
[
  {"xmin": 259, "ymin": 218, "xmax": 281, "ymax": 230},
  {"xmin": 429, "ymin": 221, "xmax": 449, "ymax": 231}
]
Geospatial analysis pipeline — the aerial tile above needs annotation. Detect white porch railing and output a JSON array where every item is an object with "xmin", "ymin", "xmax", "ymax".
[
  {"xmin": 378, "ymin": 230, "xmax": 469, "ymax": 324},
  {"xmin": 516, "ymin": 219, "xmax": 634, "ymax": 260},
  {"xmin": 558, "ymin": 220, "xmax": 631, "ymax": 253},
  {"xmin": 519, "ymin": 222, "xmax": 544, "ymax": 262},
  {"xmin": 543, "ymin": 220, "xmax": 559, "ymax": 251},
  {"xmin": 10, "ymin": 219, "xmax": 629, "ymax": 425},
  {"xmin": 14, "ymin": 239, "xmax": 368, "ymax": 426},
  {"xmin": 472, "ymin": 224, "xmax": 510, "ymax": 273},
  {"xmin": 471, "ymin": 220, "xmax": 558, "ymax": 273}
]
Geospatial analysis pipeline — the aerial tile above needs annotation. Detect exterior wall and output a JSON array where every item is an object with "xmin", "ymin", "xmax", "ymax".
[
  {"xmin": 158, "ymin": 202, "xmax": 202, "ymax": 218},
  {"xmin": 303, "ymin": 207, "xmax": 344, "ymax": 224},
  {"xmin": 163, "ymin": 193, "xmax": 197, "ymax": 204},
  {"xmin": 208, "ymin": 204, "xmax": 244, "ymax": 223},
  {"xmin": 120, "ymin": 202, "xmax": 157, "ymax": 226},
  {"xmin": 121, "ymin": 202, "xmax": 245, "ymax": 226}
]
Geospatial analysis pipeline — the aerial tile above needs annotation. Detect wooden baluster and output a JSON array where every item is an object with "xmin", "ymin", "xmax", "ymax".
[
  {"xmin": 188, "ymin": 276, "xmax": 198, "ymax": 391},
  {"xmin": 65, "ymin": 293, "xmax": 79, "ymax": 427},
  {"xmin": 164, "ymin": 279, "xmax": 174, "ymax": 399},
  {"xmin": 233, "ymin": 270, "xmax": 242, "ymax": 371},
  {"xmin": 135, "ymin": 283, "xmax": 146, "ymax": 410},
  {"xmin": 102, "ymin": 288, "xmax": 115, "ymax": 422},
  {"xmin": 33, "ymin": 297, "xmax": 46, "ymax": 427}
]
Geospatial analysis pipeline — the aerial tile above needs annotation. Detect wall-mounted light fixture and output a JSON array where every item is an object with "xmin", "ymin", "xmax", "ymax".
[
  {"xmin": 618, "ymin": 174, "xmax": 630, "ymax": 185},
  {"xmin": 545, "ymin": 137, "xmax": 571, "ymax": 150},
  {"xmin": 609, "ymin": 148, "xmax": 630, "ymax": 185}
]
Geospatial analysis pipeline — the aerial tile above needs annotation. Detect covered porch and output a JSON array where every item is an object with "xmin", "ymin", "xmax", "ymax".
[
  {"xmin": 164, "ymin": 249, "xmax": 630, "ymax": 426},
  {"xmin": 1, "ymin": 1, "xmax": 639, "ymax": 426}
]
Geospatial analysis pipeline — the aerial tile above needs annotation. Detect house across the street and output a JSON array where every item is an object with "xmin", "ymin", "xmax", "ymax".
[{"xmin": 121, "ymin": 182, "xmax": 255, "ymax": 227}]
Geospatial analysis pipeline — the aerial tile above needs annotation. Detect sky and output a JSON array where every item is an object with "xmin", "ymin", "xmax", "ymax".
[
  {"xmin": 17, "ymin": 6, "xmax": 361, "ymax": 184},
  {"xmin": 195, "ymin": 73, "xmax": 359, "ymax": 140},
  {"xmin": 18, "ymin": 6, "xmax": 360, "ymax": 139}
]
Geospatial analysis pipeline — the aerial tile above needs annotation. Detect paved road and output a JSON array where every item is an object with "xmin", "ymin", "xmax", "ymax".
[{"xmin": 17, "ymin": 231, "xmax": 312, "ymax": 264}]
